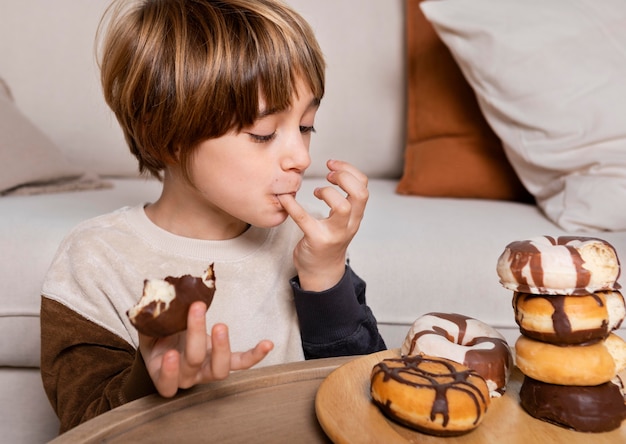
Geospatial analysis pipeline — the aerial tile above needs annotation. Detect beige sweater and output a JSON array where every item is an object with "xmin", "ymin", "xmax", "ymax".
[{"xmin": 42, "ymin": 204, "xmax": 306, "ymax": 365}]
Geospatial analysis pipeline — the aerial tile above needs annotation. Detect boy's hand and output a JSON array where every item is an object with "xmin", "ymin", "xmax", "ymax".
[
  {"xmin": 278, "ymin": 159, "xmax": 368, "ymax": 291},
  {"xmin": 139, "ymin": 301, "xmax": 274, "ymax": 397}
]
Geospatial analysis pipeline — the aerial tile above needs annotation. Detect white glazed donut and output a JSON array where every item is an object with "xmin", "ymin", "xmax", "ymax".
[
  {"xmin": 401, "ymin": 312, "xmax": 512, "ymax": 397},
  {"xmin": 496, "ymin": 236, "xmax": 621, "ymax": 295}
]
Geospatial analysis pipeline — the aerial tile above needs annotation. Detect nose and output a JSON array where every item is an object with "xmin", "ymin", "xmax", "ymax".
[{"xmin": 281, "ymin": 133, "xmax": 311, "ymax": 172}]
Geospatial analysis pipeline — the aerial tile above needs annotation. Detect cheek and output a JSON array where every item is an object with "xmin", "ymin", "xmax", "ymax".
[{"xmin": 189, "ymin": 139, "xmax": 277, "ymax": 194}]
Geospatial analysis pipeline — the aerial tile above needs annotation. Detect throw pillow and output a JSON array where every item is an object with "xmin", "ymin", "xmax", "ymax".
[
  {"xmin": 0, "ymin": 76, "xmax": 87, "ymax": 194},
  {"xmin": 396, "ymin": 0, "xmax": 530, "ymax": 201},
  {"xmin": 421, "ymin": 0, "xmax": 626, "ymax": 231}
]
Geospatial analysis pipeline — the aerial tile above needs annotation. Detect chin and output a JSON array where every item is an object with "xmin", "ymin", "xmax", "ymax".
[{"xmin": 252, "ymin": 211, "xmax": 289, "ymax": 229}]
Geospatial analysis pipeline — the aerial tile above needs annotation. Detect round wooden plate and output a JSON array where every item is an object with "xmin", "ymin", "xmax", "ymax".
[{"xmin": 315, "ymin": 349, "xmax": 626, "ymax": 444}]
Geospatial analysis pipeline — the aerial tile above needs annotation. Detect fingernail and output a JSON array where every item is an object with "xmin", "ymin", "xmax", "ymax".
[
  {"xmin": 165, "ymin": 352, "xmax": 177, "ymax": 365},
  {"xmin": 215, "ymin": 324, "xmax": 228, "ymax": 339}
]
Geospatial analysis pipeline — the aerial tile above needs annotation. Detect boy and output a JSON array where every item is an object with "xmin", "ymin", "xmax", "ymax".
[{"xmin": 41, "ymin": 0, "xmax": 385, "ymax": 433}]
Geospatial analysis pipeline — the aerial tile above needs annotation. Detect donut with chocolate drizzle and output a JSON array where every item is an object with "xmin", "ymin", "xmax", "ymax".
[
  {"xmin": 513, "ymin": 290, "xmax": 625, "ymax": 345},
  {"xmin": 496, "ymin": 236, "xmax": 621, "ymax": 295},
  {"xmin": 370, "ymin": 354, "xmax": 490, "ymax": 436},
  {"xmin": 401, "ymin": 313, "xmax": 512, "ymax": 397}
]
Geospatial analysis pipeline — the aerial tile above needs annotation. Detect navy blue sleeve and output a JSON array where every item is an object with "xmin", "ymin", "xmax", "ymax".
[{"xmin": 290, "ymin": 265, "xmax": 387, "ymax": 359}]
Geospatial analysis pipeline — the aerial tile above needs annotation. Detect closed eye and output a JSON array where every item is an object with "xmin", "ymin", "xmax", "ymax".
[
  {"xmin": 248, "ymin": 127, "xmax": 315, "ymax": 143},
  {"xmin": 248, "ymin": 132, "xmax": 277, "ymax": 143}
]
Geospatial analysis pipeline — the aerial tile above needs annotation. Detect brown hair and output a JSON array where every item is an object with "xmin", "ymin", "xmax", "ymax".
[{"xmin": 98, "ymin": 0, "xmax": 325, "ymax": 181}]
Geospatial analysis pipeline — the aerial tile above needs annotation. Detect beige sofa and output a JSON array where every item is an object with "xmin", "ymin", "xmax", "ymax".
[{"xmin": 1, "ymin": 1, "xmax": 625, "ymax": 442}]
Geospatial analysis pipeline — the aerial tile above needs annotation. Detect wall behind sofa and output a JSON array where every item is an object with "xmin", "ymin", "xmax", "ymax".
[{"xmin": 0, "ymin": 0, "xmax": 405, "ymax": 179}]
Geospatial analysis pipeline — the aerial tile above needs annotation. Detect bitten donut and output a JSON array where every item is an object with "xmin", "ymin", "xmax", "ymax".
[
  {"xmin": 513, "ymin": 291, "xmax": 626, "ymax": 344},
  {"xmin": 401, "ymin": 312, "xmax": 512, "ymax": 397},
  {"xmin": 515, "ymin": 333, "xmax": 626, "ymax": 386},
  {"xmin": 370, "ymin": 355, "xmax": 490, "ymax": 436},
  {"xmin": 519, "ymin": 375, "xmax": 626, "ymax": 433},
  {"xmin": 128, "ymin": 264, "xmax": 216, "ymax": 337},
  {"xmin": 496, "ymin": 236, "xmax": 621, "ymax": 295}
]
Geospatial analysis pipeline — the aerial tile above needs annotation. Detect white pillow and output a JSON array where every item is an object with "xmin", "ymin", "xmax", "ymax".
[
  {"xmin": 421, "ymin": 0, "xmax": 626, "ymax": 232},
  {"xmin": 0, "ymin": 77, "xmax": 87, "ymax": 194},
  {"xmin": 0, "ymin": 76, "xmax": 112, "ymax": 196}
]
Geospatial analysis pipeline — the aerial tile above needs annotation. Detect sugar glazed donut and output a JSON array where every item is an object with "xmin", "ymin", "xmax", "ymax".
[
  {"xmin": 401, "ymin": 313, "xmax": 512, "ymax": 397},
  {"xmin": 519, "ymin": 375, "xmax": 626, "ymax": 433},
  {"xmin": 513, "ymin": 291, "xmax": 626, "ymax": 344},
  {"xmin": 370, "ymin": 355, "xmax": 490, "ymax": 436},
  {"xmin": 128, "ymin": 264, "xmax": 216, "ymax": 337},
  {"xmin": 515, "ymin": 333, "xmax": 626, "ymax": 386},
  {"xmin": 496, "ymin": 236, "xmax": 621, "ymax": 295}
]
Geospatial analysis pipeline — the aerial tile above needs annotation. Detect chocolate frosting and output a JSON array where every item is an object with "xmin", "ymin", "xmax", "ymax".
[{"xmin": 519, "ymin": 376, "xmax": 626, "ymax": 433}]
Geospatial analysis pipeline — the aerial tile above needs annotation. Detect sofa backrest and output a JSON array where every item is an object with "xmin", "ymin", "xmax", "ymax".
[{"xmin": 0, "ymin": 0, "xmax": 405, "ymax": 179}]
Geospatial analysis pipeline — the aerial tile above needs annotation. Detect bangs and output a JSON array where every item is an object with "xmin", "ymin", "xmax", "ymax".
[{"xmin": 216, "ymin": 1, "xmax": 326, "ymax": 130}]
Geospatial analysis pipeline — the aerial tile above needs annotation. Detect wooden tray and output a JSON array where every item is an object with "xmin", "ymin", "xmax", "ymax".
[
  {"xmin": 51, "ymin": 356, "xmax": 356, "ymax": 443},
  {"xmin": 315, "ymin": 349, "xmax": 626, "ymax": 443}
]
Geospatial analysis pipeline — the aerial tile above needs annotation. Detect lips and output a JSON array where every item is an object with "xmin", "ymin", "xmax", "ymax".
[{"xmin": 273, "ymin": 192, "xmax": 296, "ymax": 210}]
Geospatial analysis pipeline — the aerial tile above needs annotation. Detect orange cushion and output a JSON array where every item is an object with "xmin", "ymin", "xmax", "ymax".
[{"xmin": 396, "ymin": 0, "xmax": 531, "ymax": 202}]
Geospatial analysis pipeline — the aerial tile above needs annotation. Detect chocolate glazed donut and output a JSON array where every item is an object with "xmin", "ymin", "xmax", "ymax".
[
  {"xmin": 128, "ymin": 264, "xmax": 216, "ymax": 337},
  {"xmin": 520, "ymin": 375, "xmax": 626, "ymax": 433},
  {"xmin": 370, "ymin": 355, "xmax": 490, "ymax": 436}
]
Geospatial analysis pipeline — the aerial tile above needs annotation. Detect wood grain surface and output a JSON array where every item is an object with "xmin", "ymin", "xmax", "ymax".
[
  {"xmin": 315, "ymin": 349, "xmax": 626, "ymax": 444},
  {"xmin": 49, "ymin": 356, "xmax": 354, "ymax": 443}
]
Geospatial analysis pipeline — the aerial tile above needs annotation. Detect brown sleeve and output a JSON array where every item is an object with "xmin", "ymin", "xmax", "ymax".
[{"xmin": 40, "ymin": 297, "xmax": 157, "ymax": 433}]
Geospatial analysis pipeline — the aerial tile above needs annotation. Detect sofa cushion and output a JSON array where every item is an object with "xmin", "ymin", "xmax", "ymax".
[
  {"xmin": 396, "ymin": 0, "xmax": 530, "ymax": 202},
  {"xmin": 0, "ymin": 178, "xmax": 162, "ymax": 367},
  {"xmin": 422, "ymin": 0, "xmax": 626, "ymax": 231},
  {"xmin": 300, "ymin": 179, "xmax": 626, "ymax": 347},
  {"xmin": 3, "ymin": 177, "xmax": 626, "ymax": 368},
  {"xmin": 0, "ymin": 368, "xmax": 59, "ymax": 442}
]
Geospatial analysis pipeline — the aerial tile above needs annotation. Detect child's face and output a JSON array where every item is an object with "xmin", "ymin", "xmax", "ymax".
[{"xmin": 186, "ymin": 78, "xmax": 320, "ymax": 230}]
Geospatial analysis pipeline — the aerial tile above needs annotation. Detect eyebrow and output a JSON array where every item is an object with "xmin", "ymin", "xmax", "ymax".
[{"xmin": 257, "ymin": 97, "xmax": 321, "ymax": 119}]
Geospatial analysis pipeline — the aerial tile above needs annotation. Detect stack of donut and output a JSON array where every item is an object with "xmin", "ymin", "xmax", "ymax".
[
  {"xmin": 370, "ymin": 312, "xmax": 513, "ymax": 436},
  {"xmin": 497, "ymin": 236, "xmax": 626, "ymax": 432}
]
